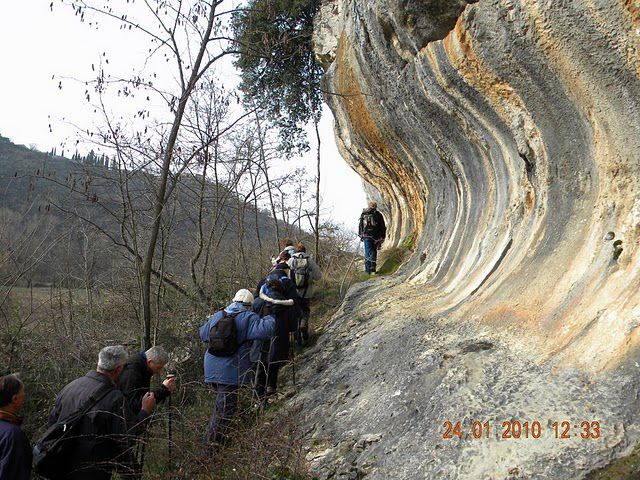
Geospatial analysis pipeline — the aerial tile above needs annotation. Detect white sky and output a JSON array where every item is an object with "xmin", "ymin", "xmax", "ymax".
[{"xmin": 0, "ymin": 1, "xmax": 366, "ymax": 233}]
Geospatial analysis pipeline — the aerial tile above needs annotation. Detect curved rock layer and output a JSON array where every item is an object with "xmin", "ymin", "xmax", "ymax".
[{"xmin": 301, "ymin": 0, "xmax": 640, "ymax": 478}]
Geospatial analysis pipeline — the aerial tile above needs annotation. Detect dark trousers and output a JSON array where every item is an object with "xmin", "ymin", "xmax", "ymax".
[
  {"xmin": 255, "ymin": 360, "xmax": 281, "ymax": 400},
  {"xmin": 297, "ymin": 297, "xmax": 311, "ymax": 343},
  {"xmin": 204, "ymin": 383, "xmax": 239, "ymax": 445},
  {"xmin": 363, "ymin": 237, "xmax": 378, "ymax": 273}
]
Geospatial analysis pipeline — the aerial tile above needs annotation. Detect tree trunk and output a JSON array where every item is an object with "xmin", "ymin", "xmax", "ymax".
[
  {"xmin": 140, "ymin": 4, "xmax": 218, "ymax": 349},
  {"xmin": 314, "ymin": 118, "xmax": 321, "ymax": 260}
]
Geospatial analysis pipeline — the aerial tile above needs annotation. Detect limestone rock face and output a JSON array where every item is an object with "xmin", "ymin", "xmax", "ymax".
[{"xmin": 302, "ymin": 0, "xmax": 640, "ymax": 478}]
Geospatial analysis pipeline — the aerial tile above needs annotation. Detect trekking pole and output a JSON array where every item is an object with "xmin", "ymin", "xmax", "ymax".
[
  {"xmin": 339, "ymin": 238, "xmax": 362, "ymax": 301},
  {"xmin": 167, "ymin": 394, "xmax": 173, "ymax": 478},
  {"xmin": 290, "ymin": 332, "xmax": 297, "ymax": 391}
]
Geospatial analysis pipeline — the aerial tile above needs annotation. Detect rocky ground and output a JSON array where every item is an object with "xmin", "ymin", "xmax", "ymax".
[{"xmin": 292, "ymin": 275, "xmax": 640, "ymax": 479}]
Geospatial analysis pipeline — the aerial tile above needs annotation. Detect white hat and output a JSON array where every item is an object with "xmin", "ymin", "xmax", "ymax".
[{"xmin": 233, "ymin": 289, "xmax": 254, "ymax": 305}]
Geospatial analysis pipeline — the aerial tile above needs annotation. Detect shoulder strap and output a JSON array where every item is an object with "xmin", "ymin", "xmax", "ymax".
[
  {"xmin": 79, "ymin": 384, "xmax": 114, "ymax": 416},
  {"xmin": 55, "ymin": 383, "xmax": 113, "ymax": 431}
]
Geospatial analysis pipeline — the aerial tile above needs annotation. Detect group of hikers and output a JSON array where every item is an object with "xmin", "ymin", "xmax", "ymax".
[
  {"xmin": 0, "ymin": 203, "xmax": 387, "ymax": 480},
  {"xmin": 0, "ymin": 240, "xmax": 323, "ymax": 480}
]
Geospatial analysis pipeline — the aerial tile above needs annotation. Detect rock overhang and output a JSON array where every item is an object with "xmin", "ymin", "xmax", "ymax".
[
  {"xmin": 313, "ymin": 0, "xmax": 640, "ymax": 373},
  {"xmin": 301, "ymin": 1, "xmax": 640, "ymax": 477}
]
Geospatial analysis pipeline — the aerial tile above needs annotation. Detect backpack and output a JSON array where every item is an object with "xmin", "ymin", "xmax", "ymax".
[
  {"xmin": 361, "ymin": 211, "xmax": 378, "ymax": 235},
  {"xmin": 291, "ymin": 256, "xmax": 311, "ymax": 291},
  {"xmin": 33, "ymin": 385, "xmax": 113, "ymax": 478},
  {"xmin": 208, "ymin": 310, "xmax": 241, "ymax": 356}
]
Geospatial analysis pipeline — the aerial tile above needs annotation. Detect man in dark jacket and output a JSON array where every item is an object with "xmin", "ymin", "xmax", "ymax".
[
  {"xmin": 358, "ymin": 201, "xmax": 387, "ymax": 274},
  {"xmin": 200, "ymin": 289, "xmax": 275, "ymax": 446},
  {"xmin": 0, "ymin": 374, "xmax": 31, "ymax": 480},
  {"xmin": 48, "ymin": 346, "xmax": 155, "ymax": 480},
  {"xmin": 116, "ymin": 345, "xmax": 176, "ymax": 478},
  {"xmin": 117, "ymin": 345, "xmax": 176, "ymax": 431}
]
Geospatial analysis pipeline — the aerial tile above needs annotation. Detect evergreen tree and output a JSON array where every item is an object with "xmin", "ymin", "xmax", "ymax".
[{"xmin": 232, "ymin": 0, "xmax": 323, "ymax": 155}]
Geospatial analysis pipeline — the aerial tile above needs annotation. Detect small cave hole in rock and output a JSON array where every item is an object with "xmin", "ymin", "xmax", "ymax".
[
  {"xmin": 604, "ymin": 231, "xmax": 615, "ymax": 241},
  {"xmin": 613, "ymin": 240, "xmax": 624, "ymax": 261}
]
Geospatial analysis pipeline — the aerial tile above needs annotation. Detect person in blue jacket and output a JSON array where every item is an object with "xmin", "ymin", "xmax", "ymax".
[
  {"xmin": 200, "ymin": 288, "xmax": 275, "ymax": 446},
  {"xmin": 0, "ymin": 374, "xmax": 31, "ymax": 480}
]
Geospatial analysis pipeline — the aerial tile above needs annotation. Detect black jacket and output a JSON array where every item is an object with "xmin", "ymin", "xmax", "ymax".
[
  {"xmin": 116, "ymin": 353, "xmax": 170, "ymax": 432},
  {"xmin": 253, "ymin": 287, "xmax": 297, "ymax": 363},
  {"xmin": 47, "ymin": 371, "xmax": 131, "ymax": 480},
  {"xmin": 358, "ymin": 208, "xmax": 386, "ymax": 240}
]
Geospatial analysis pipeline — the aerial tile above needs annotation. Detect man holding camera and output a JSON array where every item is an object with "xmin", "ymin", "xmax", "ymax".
[
  {"xmin": 116, "ymin": 346, "xmax": 176, "ymax": 479},
  {"xmin": 117, "ymin": 345, "xmax": 176, "ymax": 432}
]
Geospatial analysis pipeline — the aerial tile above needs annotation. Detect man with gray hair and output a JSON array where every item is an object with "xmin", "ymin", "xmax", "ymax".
[
  {"xmin": 47, "ymin": 346, "xmax": 155, "ymax": 479},
  {"xmin": 116, "ymin": 345, "xmax": 176, "ymax": 477},
  {"xmin": 117, "ymin": 345, "xmax": 176, "ymax": 430}
]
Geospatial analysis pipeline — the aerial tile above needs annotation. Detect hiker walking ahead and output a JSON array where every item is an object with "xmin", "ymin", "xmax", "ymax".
[
  {"xmin": 0, "ymin": 374, "xmax": 31, "ymax": 480},
  {"xmin": 253, "ymin": 278, "xmax": 297, "ymax": 401},
  {"xmin": 289, "ymin": 243, "xmax": 322, "ymax": 345},
  {"xmin": 200, "ymin": 289, "xmax": 275, "ymax": 446},
  {"xmin": 46, "ymin": 346, "xmax": 155, "ymax": 479},
  {"xmin": 358, "ymin": 201, "xmax": 387, "ymax": 275},
  {"xmin": 281, "ymin": 238, "xmax": 296, "ymax": 258}
]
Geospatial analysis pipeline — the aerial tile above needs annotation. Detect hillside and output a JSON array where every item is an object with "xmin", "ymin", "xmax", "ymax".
[{"xmin": 0, "ymin": 134, "xmax": 282, "ymax": 294}]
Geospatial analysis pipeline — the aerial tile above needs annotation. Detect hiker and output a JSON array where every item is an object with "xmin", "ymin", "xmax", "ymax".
[
  {"xmin": 0, "ymin": 374, "xmax": 31, "ymax": 480},
  {"xmin": 281, "ymin": 238, "xmax": 296, "ymax": 258},
  {"xmin": 259, "ymin": 251, "xmax": 292, "ymax": 295},
  {"xmin": 200, "ymin": 289, "xmax": 275, "ymax": 446},
  {"xmin": 117, "ymin": 345, "xmax": 176, "ymax": 430},
  {"xmin": 47, "ymin": 345, "xmax": 156, "ymax": 479},
  {"xmin": 117, "ymin": 346, "xmax": 176, "ymax": 478},
  {"xmin": 358, "ymin": 201, "xmax": 387, "ymax": 274},
  {"xmin": 256, "ymin": 258, "xmax": 300, "ymax": 303},
  {"xmin": 289, "ymin": 243, "xmax": 322, "ymax": 345},
  {"xmin": 270, "ymin": 240, "xmax": 295, "ymax": 266},
  {"xmin": 253, "ymin": 278, "xmax": 298, "ymax": 400}
]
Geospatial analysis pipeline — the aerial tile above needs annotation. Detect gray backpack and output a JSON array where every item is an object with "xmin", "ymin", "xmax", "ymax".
[{"xmin": 291, "ymin": 256, "xmax": 310, "ymax": 290}]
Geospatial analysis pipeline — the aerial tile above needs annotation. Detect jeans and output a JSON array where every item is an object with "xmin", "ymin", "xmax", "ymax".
[
  {"xmin": 204, "ymin": 383, "xmax": 239, "ymax": 445},
  {"xmin": 363, "ymin": 237, "xmax": 378, "ymax": 273}
]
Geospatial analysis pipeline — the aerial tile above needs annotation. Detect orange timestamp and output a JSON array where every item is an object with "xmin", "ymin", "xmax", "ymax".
[{"xmin": 442, "ymin": 420, "xmax": 601, "ymax": 440}]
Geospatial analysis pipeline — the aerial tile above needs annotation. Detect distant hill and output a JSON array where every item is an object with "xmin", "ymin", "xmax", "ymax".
[{"xmin": 0, "ymin": 134, "xmax": 283, "ymax": 293}]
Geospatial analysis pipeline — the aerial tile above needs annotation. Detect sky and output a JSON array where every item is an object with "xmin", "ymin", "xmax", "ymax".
[{"xmin": 0, "ymin": 1, "xmax": 366, "ymax": 234}]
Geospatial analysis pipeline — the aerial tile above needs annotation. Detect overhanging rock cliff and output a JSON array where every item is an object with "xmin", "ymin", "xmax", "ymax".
[{"xmin": 297, "ymin": 1, "xmax": 640, "ymax": 478}]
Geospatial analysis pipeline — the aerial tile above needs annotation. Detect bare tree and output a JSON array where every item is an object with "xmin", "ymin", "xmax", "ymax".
[{"xmin": 59, "ymin": 0, "xmax": 248, "ymax": 347}]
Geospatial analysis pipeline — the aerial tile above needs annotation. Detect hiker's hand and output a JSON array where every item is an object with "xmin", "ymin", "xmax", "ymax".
[
  {"xmin": 141, "ymin": 392, "xmax": 157, "ymax": 414},
  {"xmin": 163, "ymin": 375, "xmax": 177, "ymax": 393}
]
